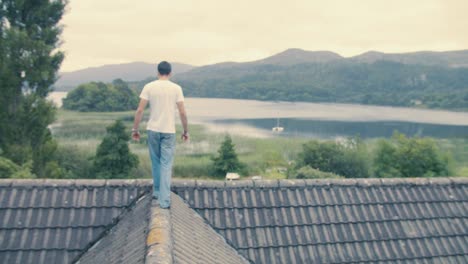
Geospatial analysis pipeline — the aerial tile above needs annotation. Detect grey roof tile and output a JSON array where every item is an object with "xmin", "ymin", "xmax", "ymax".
[
  {"xmin": 172, "ymin": 178, "xmax": 468, "ymax": 263},
  {"xmin": 171, "ymin": 193, "xmax": 249, "ymax": 264},
  {"xmin": 75, "ymin": 194, "xmax": 151, "ymax": 264}
]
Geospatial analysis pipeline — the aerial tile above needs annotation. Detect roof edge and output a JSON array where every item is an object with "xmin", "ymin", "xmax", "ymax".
[{"xmin": 172, "ymin": 177, "xmax": 468, "ymax": 188}]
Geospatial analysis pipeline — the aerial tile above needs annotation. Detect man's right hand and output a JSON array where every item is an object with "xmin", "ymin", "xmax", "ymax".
[{"xmin": 132, "ymin": 131, "xmax": 140, "ymax": 142}]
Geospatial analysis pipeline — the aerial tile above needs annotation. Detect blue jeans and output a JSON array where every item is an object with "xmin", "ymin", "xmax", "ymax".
[{"xmin": 147, "ymin": 130, "xmax": 176, "ymax": 208}]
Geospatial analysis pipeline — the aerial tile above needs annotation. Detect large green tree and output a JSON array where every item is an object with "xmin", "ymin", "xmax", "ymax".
[{"xmin": 0, "ymin": 0, "xmax": 66, "ymax": 177}]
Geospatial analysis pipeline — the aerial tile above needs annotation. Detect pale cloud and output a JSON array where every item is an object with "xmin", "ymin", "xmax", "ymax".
[{"xmin": 59, "ymin": 0, "xmax": 468, "ymax": 72}]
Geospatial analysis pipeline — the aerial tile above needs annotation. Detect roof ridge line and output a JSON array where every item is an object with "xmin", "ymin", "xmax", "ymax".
[
  {"xmin": 0, "ymin": 179, "xmax": 153, "ymax": 188},
  {"xmin": 1, "ymin": 205, "xmax": 135, "ymax": 210},
  {"xmin": 330, "ymin": 252, "xmax": 468, "ymax": 264},
  {"xmin": 234, "ymin": 232, "xmax": 468, "ymax": 250},
  {"xmin": 189, "ymin": 199, "xmax": 468, "ymax": 210},
  {"xmin": 71, "ymin": 190, "xmax": 150, "ymax": 264},
  {"xmin": 172, "ymin": 177, "xmax": 468, "ymax": 189},
  {"xmin": 0, "ymin": 248, "xmax": 83, "ymax": 252},
  {"xmin": 211, "ymin": 215, "xmax": 468, "ymax": 230},
  {"xmin": 1, "ymin": 224, "xmax": 110, "ymax": 230}
]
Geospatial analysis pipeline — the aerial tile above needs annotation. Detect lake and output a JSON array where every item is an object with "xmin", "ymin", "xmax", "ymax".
[
  {"xmin": 48, "ymin": 92, "xmax": 468, "ymax": 138},
  {"xmin": 214, "ymin": 118, "xmax": 468, "ymax": 139}
]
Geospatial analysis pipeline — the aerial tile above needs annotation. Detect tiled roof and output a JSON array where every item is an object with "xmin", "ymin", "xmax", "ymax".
[
  {"xmin": 170, "ymin": 193, "xmax": 249, "ymax": 264},
  {"xmin": 0, "ymin": 179, "xmax": 249, "ymax": 264},
  {"xmin": 75, "ymin": 194, "xmax": 151, "ymax": 264},
  {"xmin": 2, "ymin": 178, "xmax": 467, "ymax": 264},
  {"xmin": 0, "ymin": 179, "xmax": 150, "ymax": 264},
  {"xmin": 172, "ymin": 178, "xmax": 468, "ymax": 264}
]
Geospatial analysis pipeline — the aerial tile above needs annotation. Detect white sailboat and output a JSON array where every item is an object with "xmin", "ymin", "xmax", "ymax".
[{"xmin": 272, "ymin": 118, "xmax": 284, "ymax": 132}]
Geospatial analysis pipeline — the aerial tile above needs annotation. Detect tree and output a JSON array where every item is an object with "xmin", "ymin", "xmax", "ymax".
[
  {"xmin": 62, "ymin": 79, "xmax": 138, "ymax": 112},
  {"xmin": 0, "ymin": 156, "xmax": 34, "ymax": 178},
  {"xmin": 92, "ymin": 120, "xmax": 139, "ymax": 179},
  {"xmin": 211, "ymin": 135, "xmax": 245, "ymax": 177},
  {"xmin": 173, "ymin": 60, "xmax": 468, "ymax": 110},
  {"xmin": 374, "ymin": 132, "xmax": 451, "ymax": 177},
  {"xmin": 297, "ymin": 138, "xmax": 370, "ymax": 178},
  {"xmin": 0, "ymin": 0, "xmax": 67, "ymax": 177}
]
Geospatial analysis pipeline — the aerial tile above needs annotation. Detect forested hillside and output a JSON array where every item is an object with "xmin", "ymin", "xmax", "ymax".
[{"xmin": 172, "ymin": 60, "xmax": 468, "ymax": 110}]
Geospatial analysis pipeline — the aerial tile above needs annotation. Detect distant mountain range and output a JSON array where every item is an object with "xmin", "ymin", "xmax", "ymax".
[
  {"xmin": 249, "ymin": 49, "xmax": 343, "ymax": 65},
  {"xmin": 55, "ymin": 62, "xmax": 194, "ymax": 90},
  {"xmin": 55, "ymin": 48, "xmax": 468, "ymax": 92},
  {"xmin": 351, "ymin": 50, "xmax": 468, "ymax": 67}
]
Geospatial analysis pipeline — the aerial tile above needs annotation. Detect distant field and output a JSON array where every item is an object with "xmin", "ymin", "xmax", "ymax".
[
  {"xmin": 53, "ymin": 110, "xmax": 307, "ymax": 179},
  {"xmin": 52, "ymin": 109, "xmax": 468, "ymax": 179}
]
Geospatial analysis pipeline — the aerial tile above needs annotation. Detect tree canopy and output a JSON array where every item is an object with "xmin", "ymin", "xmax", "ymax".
[
  {"xmin": 296, "ymin": 138, "xmax": 370, "ymax": 178},
  {"xmin": 374, "ymin": 132, "xmax": 451, "ymax": 177},
  {"xmin": 92, "ymin": 120, "xmax": 139, "ymax": 179},
  {"xmin": 0, "ymin": 0, "xmax": 67, "ymax": 177},
  {"xmin": 211, "ymin": 135, "xmax": 245, "ymax": 177},
  {"xmin": 63, "ymin": 79, "xmax": 138, "ymax": 112},
  {"xmin": 172, "ymin": 61, "xmax": 468, "ymax": 110}
]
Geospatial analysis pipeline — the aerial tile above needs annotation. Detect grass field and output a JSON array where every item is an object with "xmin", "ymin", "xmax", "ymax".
[
  {"xmin": 52, "ymin": 109, "xmax": 308, "ymax": 179},
  {"xmin": 52, "ymin": 109, "xmax": 468, "ymax": 179}
]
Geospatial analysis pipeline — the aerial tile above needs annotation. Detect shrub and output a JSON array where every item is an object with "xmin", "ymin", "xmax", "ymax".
[
  {"xmin": 92, "ymin": 120, "xmax": 139, "ymax": 178},
  {"xmin": 211, "ymin": 135, "xmax": 246, "ymax": 177},
  {"xmin": 0, "ymin": 157, "xmax": 35, "ymax": 178},
  {"xmin": 54, "ymin": 145, "xmax": 94, "ymax": 178},
  {"xmin": 297, "ymin": 138, "xmax": 370, "ymax": 178},
  {"xmin": 374, "ymin": 132, "xmax": 451, "ymax": 177}
]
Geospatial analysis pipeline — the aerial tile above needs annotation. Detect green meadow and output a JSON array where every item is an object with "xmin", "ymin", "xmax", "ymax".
[
  {"xmin": 52, "ymin": 109, "xmax": 468, "ymax": 179},
  {"xmin": 53, "ymin": 110, "xmax": 308, "ymax": 180}
]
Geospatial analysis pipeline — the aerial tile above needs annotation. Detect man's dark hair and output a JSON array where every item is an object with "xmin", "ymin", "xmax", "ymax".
[{"xmin": 158, "ymin": 61, "xmax": 172, "ymax": 75}]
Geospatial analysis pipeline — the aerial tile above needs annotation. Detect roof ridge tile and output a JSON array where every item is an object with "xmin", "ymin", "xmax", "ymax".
[
  {"xmin": 225, "ymin": 180, "xmax": 255, "ymax": 188},
  {"xmin": 278, "ymin": 179, "xmax": 306, "ymax": 188},
  {"xmin": 146, "ymin": 199, "xmax": 173, "ymax": 264},
  {"xmin": 172, "ymin": 179, "xmax": 197, "ymax": 187},
  {"xmin": 173, "ymin": 177, "xmax": 468, "ymax": 190},
  {"xmin": 196, "ymin": 180, "xmax": 226, "ymax": 189},
  {"xmin": 253, "ymin": 180, "xmax": 279, "ymax": 188},
  {"xmin": 449, "ymin": 177, "xmax": 468, "ymax": 184}
]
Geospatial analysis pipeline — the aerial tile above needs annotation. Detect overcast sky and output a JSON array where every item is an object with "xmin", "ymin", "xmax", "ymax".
[{"xmin": 59, "ymin": 0, "xmax": 468, "ymax": 72}]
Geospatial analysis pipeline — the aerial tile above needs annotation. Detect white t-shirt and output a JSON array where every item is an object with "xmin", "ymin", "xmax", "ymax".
[{"xmin": 139, "ymin": 80, "xmax": 184, "ymax": 133}]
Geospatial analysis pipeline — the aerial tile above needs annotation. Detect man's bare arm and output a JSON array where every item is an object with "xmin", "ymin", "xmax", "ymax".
[
  {"xmin": 177, "ymin": 101, "xmax": 189, "ymax": 140},
  {"xmin": 132, "ymin": 99, "xmax": 148, "ymax": 140}
]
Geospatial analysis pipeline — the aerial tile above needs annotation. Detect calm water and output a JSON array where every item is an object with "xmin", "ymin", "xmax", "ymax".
[
  {"xmin": 215, "ymin": 118, "xmax": 468, "ymax": 139},
  {"xmin": 48, "ymin": 92, "xmax": 468, "ymax": 138}
]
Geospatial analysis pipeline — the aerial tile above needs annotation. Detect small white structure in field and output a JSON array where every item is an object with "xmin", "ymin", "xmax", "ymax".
[
  {"xmin": 226, "ymin": 173, "xmax": 240, "ymax": 181},
  {"xmin": 252, "ymin": 176, "xmax": 263, "ymax": 180}
]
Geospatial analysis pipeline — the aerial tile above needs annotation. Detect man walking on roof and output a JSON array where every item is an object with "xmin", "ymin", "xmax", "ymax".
[{"xmin": 132, "ymin": 61, "xmax": 189, "ymax": 209}]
